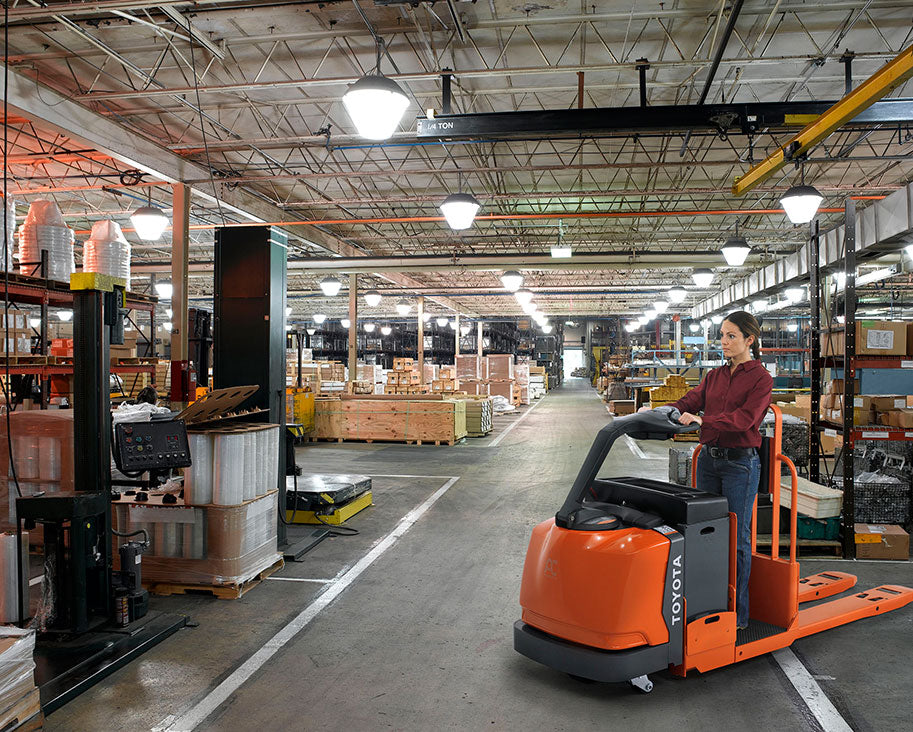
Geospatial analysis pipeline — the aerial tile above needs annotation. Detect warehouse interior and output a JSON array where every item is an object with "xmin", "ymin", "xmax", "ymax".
[{"xmin": 0, "ymin": 1, "xmax": 912, "ymax": 730}]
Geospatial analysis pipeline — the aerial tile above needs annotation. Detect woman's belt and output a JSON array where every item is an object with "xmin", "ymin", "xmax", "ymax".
[{"xmin": 706, "ymin": 445, "xmax": 758, "ymax": 460}]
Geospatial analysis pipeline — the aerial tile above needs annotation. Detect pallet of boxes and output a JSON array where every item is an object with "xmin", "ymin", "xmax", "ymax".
[
  {"xmin": 111, "ymin": 387, "xmax": 284, "ymax": 599},
  {"xmin": 515, "ymin": 363, "xmax": 531, "ymax": 405},
  {"xmin": 0, "ymin": 309, "xmax": 33, "ymax": 363},
  {"xmin": 385, "ymin": 358, "xmax": 424, "ymax": 395},
  {"xmin": 355, "ymin": 363, "xmax": 383, "ymax": 395},
  {"xmin": 0, "ymin": 629, "xmax": 42, "ymax": 731},
  {"xmin": 529, "ymin": 365, "xmax": 546, "ymax": 399},
  {"xmin": 486, "ymin": 354, "xmax": 517, "ymax": 405},
  {"xmin": 649, "ymin": 375, "xmax": 694, "ymax": 441},
  {"xmin": 431, "ymin": 364, "xmax": 461, "ymax": 396},
  {"xmin": 455, "ymin": 356, "xmax": 489, "ymax": 397}
]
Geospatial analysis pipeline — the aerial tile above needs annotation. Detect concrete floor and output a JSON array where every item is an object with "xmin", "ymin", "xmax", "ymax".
[{"xmin": 46, "ymin": 379, "xmax": 913, "ymax": 731}]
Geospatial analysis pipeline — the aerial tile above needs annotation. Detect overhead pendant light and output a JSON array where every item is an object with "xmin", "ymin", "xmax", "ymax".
[
  {"xmin": 364, "ymin": 290, "xmax": 382, "ymax": 307},
  {"xmin": 165, "ymin": 308, "xmax": 173, "ymax": 319},
  {"xmin": 364, "ymin": 322, "xmax": 376, "ymax": 333},
  {"xmin": 905, "ymin": 243, "xmax": 913, "ymax": 260},
  {"xmin": 285, "ymin": 306, "xmax": 292, "ymax": 318},
  {"xmin": 653, "ymin": 300, "xmax": 669, "ymax": 314},
  {"xmin": 514, "ymin": 289, "xmax": 534, "ymax": 305},
  {"xmin": 780, "ymin": 184, "xmax": 823, "ymax": 225},
  {"xmin": 644, "ymin": 308, "xmax": 658, "ymax": 320},
  {"xmin": 460, "ymin": 324, "xmax": 471, "ymax": 336},
  {"xmin": 691, "ymin": 268, "xmax": 714, "ymax": 288},
  {"xmin": 710, "ymin": 314, "xmax": 724, "ymax": 325},
  {"xmin": 162, "ymin": 321, "xmax": 173, "ymax": 331},
  {"xmin": 550, "ymin": 246, "xmax": 572, "ymax": 258},
  {"xmin": 542, "ymin": 324, "xmax": 554, "ymax": 334},
  {"xmin": 721, "ymin": 222, "xmax": 752, "ymax": 266},
  {"xmin": 667, "ymin": 287, "xmax": 687, "ymax": 303},
  {"xmin": 381, "ymin": 325, "xmax": 392, "ymax": 336},
  {"xmin": 285, "ymin": 325, "xmax": 292, "ymax": 332},
  {"xmin": 500, "ymin": 270, "xmax": 523, "ymax": 292},
  {"xmin": 440, "ymin": 192, "xmax": 481, "ymax": 231},
  {"xmin": 624, "ymin": 323, "xmax": 637, "ymax": 333},
  {"xmin": 449, "ymin": 320, "xmax": 458, "ymax": 330},
  {"xmin": 436, "ymin": 316, "xmax": 449, "ymax": 327},
  {"xmin": 57, "ymin": 309, "xmax": 73, "ymax": 322},
  {"xmin": 319, "ymin": 276, "xmax": 342, "ymax": 297},
  {"xmin": 521, "ymin": 302, "xmax": 537, "ymax": 316},
  {"xmin": 306, "ymin": 327, "xmax": 316, "ymax": 336},
  {"xmin": 28, "ymin": 317, "xmax": 41, "ymax": 329},
  {"xmin": 154, "ymin": 281, "xmax": 173, "ymax": 300},
  {"xmin": 313, "ymin": 313, "xmax": 327, "ymax": 324},
  {"xmin": 340, "ymin": 318, "xmax": 351, "ymax": 329},
  {"xmin": 688, "ymin": 322, "xmax": 700, "ymax": 333},
  {"xmin": 786, "ymin": 323, "xmax": 799, "ymax": 333},
  {"xmin": 130, "ymin": 199, "xmax": 169, "ymax": 241},
  {"xmin": 342, "ymin": 39, "xmax": 409, "ymax": 141},
  {"xmin": 637, "ymin": 315, "xmax": 649, "ymax": 325},
  {"xmin": 395, "ymin": 299, "xmax": 412, "ymax": 316},
  {"xmin": 700, "ymin": 319, "xmax": 711, "ymax": 329}
]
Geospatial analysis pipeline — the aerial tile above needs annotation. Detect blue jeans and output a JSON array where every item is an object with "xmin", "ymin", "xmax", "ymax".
[{"xmin": 696, "ymin": 449, "xmax": 760, "ymax": 627}]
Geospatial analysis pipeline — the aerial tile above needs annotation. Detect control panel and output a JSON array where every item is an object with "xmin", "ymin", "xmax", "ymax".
[{"xmin": 114, "ymin": 420, "xmax": 192, "ymax": 472}]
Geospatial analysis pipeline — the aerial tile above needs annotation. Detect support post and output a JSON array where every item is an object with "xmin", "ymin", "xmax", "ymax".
[
  {"xmin": 417, "ymin": 296, "xmax": 424, "ymax": 381},
  {"xmin": 842, "ymin": 199, "xmax": 857, "ymax": 558},
  {"xmin": 674, "ymin": 317, "xmax": 682, "ymax": 368},
  {"xmin": 841, "ymin": 51, "xmax": 855, "ymax": 96},
  {"xmin": 454, "ymin": 313, "xmax": 460, "ymax": 358},
  {"xmin": 636, "ymin": 58, "xmax": 649, "ymax": 107},
  {"xmin": 577, "ymin": 71, "xmax": 584, "ymax": 109},
  {"xmin": 477, "ymin": 321, "xmax": 483, "ymax": 357},
  {"xmin": 442, "ymin": 71, "xmax": 452, "ymax": 114},
  {"xmin": 809, "ymin": 220, "xmax": 821, "ymax": 484},
  {"xmin": 170, "ymin": 183, "xmax": 190, "ymax": 407},
  {"xmin": 348, "ymin": 274, "xmax": 357, "ymax": 384}
]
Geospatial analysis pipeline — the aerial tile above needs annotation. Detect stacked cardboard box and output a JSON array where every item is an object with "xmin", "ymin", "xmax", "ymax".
[
  {"xmin": 486, "ymin": 354, "xmax": 515, "ymax": 404},
  {"xmin": 648, "ymin": 374, "xmax": 689, "ymax": 408},
  {"xmin": 515, "ymin": 363, "xmax": 530, "ymax": 405},
  {"xmin": 820, "ymin": 320, "xmax": 910, "ymax": 357},
  {"xmin": 385, "ymin": 358, "xmax": 423, "ymax": 394},
  {"xmin": 456, "ymin": 355, "xmax": 488, "ymax": 395},
  {"xmin": 854, "ymin": 524, "xmax": 909, "ymax": 559},
  {"xmin": 0, "ymin": 309, "xmax": 32, "ymax": 358},
  {"xmin": 529, "ymin": 365, "xmax": 547, "ymax": 398},
  {"xmin": 110, "ymin": 331, "xmax": 139, "ymax": 362},
  {"xmin": 608, "ymin": 399, "xmax": 636, "ymax": 415}
]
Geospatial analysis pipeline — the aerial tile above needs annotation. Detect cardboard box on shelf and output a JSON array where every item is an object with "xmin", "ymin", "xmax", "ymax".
[
  {"xmin": 878, "ymin": 409, "xmax": 913, "ymax": 429},
  {"xmin": 821, "ymin": 321, "xmax": 907, "ymax": 357},
  {"xmin": 854, "ymin": 524, "xmax": 909, "ymax": 560},
  {"xmin": 868, "ymin": 395, "xmax": 908, "ymax": 412}
]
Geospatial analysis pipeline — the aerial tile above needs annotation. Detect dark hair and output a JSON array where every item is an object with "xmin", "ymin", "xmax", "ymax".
[{"xmin": 723, "ymin": 310, "xmax": 761, "ymax": 359}]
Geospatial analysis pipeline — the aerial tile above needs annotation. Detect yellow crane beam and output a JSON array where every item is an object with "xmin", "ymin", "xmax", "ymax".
[{"xmin": 733, "ymin": 43, "xmax": 913, "ymax": 197}]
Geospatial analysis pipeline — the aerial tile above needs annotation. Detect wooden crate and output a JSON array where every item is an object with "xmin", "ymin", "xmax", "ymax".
[
  {"xmin": 313, "ymin": 397, "xmax": 467, "ymax": 444},
  {"xmin": 393, "ymin": 357, "xmax": 414, "ymax": 371}
]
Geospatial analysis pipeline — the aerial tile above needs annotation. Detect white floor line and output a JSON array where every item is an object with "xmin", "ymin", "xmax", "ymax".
[
  {"xmin": 772, "ymin": 648, "xmax": 853, "ymax": 732},
  {"xmin": 29, "ymin": 575, "xmax": 43, "ymax": 587},
  {"xmin": 367, "ymin": 474, "xmax": 458, "ymax": 479},
  {"xmin": 161, "ymin": 476, "xmax": 460, "ymax": 732},
  {"xmin": 624, "ymin": 435, "xmax": 664, "ymax": 460},
  {"xmin": 490, "ymin": 397, "xmax": 546, "ymax": 447},
  {"xmin": 265, "ymin": 577, "xmax": 332, "ymax": 584}
]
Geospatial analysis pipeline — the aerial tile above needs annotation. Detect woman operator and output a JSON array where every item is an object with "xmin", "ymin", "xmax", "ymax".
[{"xmin": 640, "ymin": 310, "xmax": 771, "ymax": 630}]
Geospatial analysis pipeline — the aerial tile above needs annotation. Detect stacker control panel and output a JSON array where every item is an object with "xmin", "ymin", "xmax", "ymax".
[{"xmin": 114, "ymin": 420, "xmax": 192, "ymax": 472}]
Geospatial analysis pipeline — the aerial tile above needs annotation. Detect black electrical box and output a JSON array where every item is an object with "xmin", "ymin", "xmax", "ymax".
[{"xmin": 114, "ymin": 420, "xmax": 192, "ymax": 472}]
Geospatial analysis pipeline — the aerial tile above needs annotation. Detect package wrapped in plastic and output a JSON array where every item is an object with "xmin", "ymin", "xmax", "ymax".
[
  {"xmin": 0, "ymin": 411, "xmax": 74, "ymax": 536},
  {"xmin": 185, "ymin": 424, "xmax": 280, "ymax": 507},
  {"xmin": 1, "ymin": 197, "xmax": 15, "ymax": 273},
  {"xmin": 0, "ymin": 532, "xmax": 28, "ymax": 623},
  {"xmin": 112, "ymin": 491, "xmax": 280, "ymax": 586},
  {"xmin": 17, "ymin": 199, "xmax": 74, "ymax": 282},
  {"xmin": 83, "ymin": 219, "xmax": 131, "ymax": 288},
  {"xmin": 0, "ymin": 627, "xmax": 40, "ymax": 730}
]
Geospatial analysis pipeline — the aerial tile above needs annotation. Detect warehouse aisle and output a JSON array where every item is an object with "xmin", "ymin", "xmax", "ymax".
[{"xmin": 46, "ymin": 381, "xmax": 913, "ymax": 731}]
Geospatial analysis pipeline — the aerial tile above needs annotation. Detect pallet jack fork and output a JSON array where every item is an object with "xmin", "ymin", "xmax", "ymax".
[{"xmin": 514, "ymin": 405, "xmax": 913, "ymax": 690}]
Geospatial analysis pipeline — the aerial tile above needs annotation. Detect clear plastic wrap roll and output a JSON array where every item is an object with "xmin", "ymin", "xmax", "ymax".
[
  {"xmin": 161, "ymin": 523, "xmax": 182, "ymax": 558},
  {"xmin": 38, "ymin": 436, "xmax": 61, "ymax": 481},
  {"xmin": 2, "ymin": 197, "xmax": 15, "ymax": 273},
  {"xmin": 13, "ymin": 436, "xmax": 39, "ymax": 480},
  {"xmin": 212, "ymin": 432, "xmax": 245, "ymax": 505},
  {"xmin": 242, "ymin": 432, "xmax": 256, "ymax": 501},
  {"xmin": 255, "ymin": 428, "xmax": 267, "ymax": 493},
  {"xmin": 83, "ymin": 219, "xmax": 131, "ymax": 288},
  {"xmin": 184, "ymin": 433, "xmax": 214, "ymax": 505},
  {"xmin": 17, "ymin": 207, "xmax": 74, "ymax": 281},
  {"xmin": 266, "ymin": 426, "xmax": 280, "ymax": 494},
  {"xmin": 0, "ymin": 532, "xmax": 28, "ymax": 623}
]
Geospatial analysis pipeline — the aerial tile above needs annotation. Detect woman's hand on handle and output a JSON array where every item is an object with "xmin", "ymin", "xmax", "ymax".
[
  {"xmin": 678, "ymin": 412, "xmax": 703, "ymax": 426},
  {"xmin": 637, "ymin": 406, "xmax": 652, "ymax": 413}
]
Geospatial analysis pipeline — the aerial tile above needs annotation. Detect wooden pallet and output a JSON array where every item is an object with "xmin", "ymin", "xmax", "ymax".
[
  {"xmin": 0, "ymin": 355, "xmax": 47, "ymax": 365},
  {"xmin": 146, "ymin": 556, "xmax": 285, "ymax": 599},
  {"xmin": 308, "ymin": 435, "xmax": 462, "ymax": 446},
  {"xmin": 467, "ymin": 430, "xmax": 492, "ymax": 438},
  {"xmin": 755, "ymin": 535, "xmax": 843, "ymax": 557},
  {"xmin": 113, "ymin": 357, "xmax": 158, "ymax": 365}
]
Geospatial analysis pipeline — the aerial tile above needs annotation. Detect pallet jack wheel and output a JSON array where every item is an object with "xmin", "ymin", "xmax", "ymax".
[{"xmin": 629, "ymin": 675, "xmax": 653, "ymax": 693}]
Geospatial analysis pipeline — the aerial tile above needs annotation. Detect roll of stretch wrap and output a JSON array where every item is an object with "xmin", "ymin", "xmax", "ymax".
[
  {"xmin": 212, "ymin": 432, "xmax": 245, "ymax": 505},
  {"xmin": 0, "ymin": 532, "xmax": 28, "ymax": 623},
  {"xmin": 38, "ymin": 436, "xmax": 61, "ymax": 481},
  {"xmin": 242, "ymin": 432, "xmax": 256, "ymax": 502},
  {"xmin": 184, "ymin": 433, "xmax": 214, "ymax": 505},
  {"xmin": 182, "ymin": 509, "xmax": 205, "ymax": 559},
  {"xmin": 13, "ymin": 436, "xmax": 39, "ymax": 480}
]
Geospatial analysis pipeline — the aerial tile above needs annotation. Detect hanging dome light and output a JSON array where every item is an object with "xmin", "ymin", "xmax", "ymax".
[
  {"xmin": 624, "ymin": 323, "xmax": 637, "ymax": 333},
  {"xmin": 436, "ymin": 316, "xmax": 449, "ymax": 327},
  {"xmin": 780, "ymin": 184, "xmax": 823, "ymax": 224},
  {"xmin": 165, "ymin": 308, "xmax": 173, "ymax": 319},
  {"xmin": 667, "ymin": 287, "xmax": 687, "ymax": 303},
  {"xmin": 363, "ymin": 322, "xmax": 376, "ymax": 332},
  {"xmin": 154, "ymin": 281, "xmax": 173, "ymax": 300},
  {"xmin": 521, "ymin": 301, "xmax": 537, "ymax": 315},
  {"xmin": 395, "ymin": 299, "xmax": 412, "ymax": 316},
  {"xmin": 28, "ymin": 317, "xmax": 41, "ymax": 329},
  {"xmin": 313, "ymin": 313, "xmax": 327, "ymax": 324},
  {"xmin": 162, "ymin": 321, "xmax": 173, "ymax": 331},
  {"xmin": 500, "ymin": 270, "xmax": 523, "ymax": 292},
  {"xmin": 57, "ymin": 309, "xmax": 73, "ymax": 322},
  {"xmin": 423, "ymin": 310, "xmax": 433, "ymax": 321},
  {"xmin": 460, "ymin": 324, "xmax": 471, "ymax": 336},
  {"xmin": 786, "ymin": 323, "xmax": 799, "ymax": 333},
  {"xmin": 340, "ymin": 318, "xmax": 351, "ymax": 329},
  {"xmin": 514, "ymin": 289, "xmax": 534, "ymax": 305},
  {"xmin": 542, "ymin": 324, "xmax": 553, "ymax": 334},
  {"xmin": 381, "ymin": 325, "xmax": 392, "ymax": 336},
  {"xmin": 710, "ymin": 314, "xmax": 724, "ymax": 325},
  {"xmin": 653, "ymin": 300, "xmax": 669, "ymax": 314},
  {"xmin": 644, "ymin": 308, "xmax": 658, "ymax": 320},
  {"xmin": 364, "ymin": 290, "xmax": 382, "ymax": 307},
  {"xmin": 285, "ymin": 306, "xmax": 292, "ymax": 318},
  {"xmin": 440, "ymin": 192, "xmax": 481, "ymax": 230},
  {"xmin": 342, "ymin": 76, "xmax": 409, "ymax": 141},
  {"xmin": 130, "ymin": 205, "xmax": 169, "ymax": 241},
  {"xmin": 285, "ymin": 325, "xmax": 292, "ymax": 332},
  {"xmin": 319, "ymin": 276, "xmax": 342, "ymax": 297},
  {"xmin": 306, "ymin": 327, "xmax": 316, "ymax": 336},
  {"xmin": 688, "ymin": 322, "xmax": 700, "ymax": 333},
  {"xmin": 449, "ymin": 320, "xmax": 458, "ymax": 330},
  {"xmin": 691, "ymin": 268, "xmax": 714, "ymax": 288},
  {"xmin": 721, "ymin": 235, "xmax": 752, "ymax": 266},
  {"xmin": 637, "ymin": 315, "xmax": 649, "ymax": 326}
]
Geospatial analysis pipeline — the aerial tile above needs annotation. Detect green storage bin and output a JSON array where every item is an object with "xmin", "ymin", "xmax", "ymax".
[{"xmin": 796, "ymin": 515, "xmax": 840, "ymax": 540}]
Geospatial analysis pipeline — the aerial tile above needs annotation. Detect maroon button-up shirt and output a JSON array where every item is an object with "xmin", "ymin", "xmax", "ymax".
[{"xmin": 669, "ymin": 360, "xmax": 773, "ymax": 448}]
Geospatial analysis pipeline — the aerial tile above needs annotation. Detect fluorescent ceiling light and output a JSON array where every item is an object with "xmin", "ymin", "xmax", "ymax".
[
  {"xmin": 436, "ymin": 317, "xmax": 449, "ymax": 327},
  {"xmin": 857, "ymin": 267, "xmax": 896, "ymax": 286},
  {"xmin": 440, "ymin": 193, "xmax": 481, "ymax": 230},
  {"xmin": 500, "ymin": 270, "xmax": 523, "ymax": 292},
  {"xmin": 381, "ymin": 325, "xmax": 392, "ymax": 336},
  {"xmin": 653, "ymin": 300, "xmax": 669, "ymax": 314},
  {"xmin": 154, "ymin": 281, "xmax": 173, "ymax": 300},
  {"xmin": 340, "ymin": 318, "xmax": 351, "ymax": 329},
  {"xmin": 691, "ymin": 268, "xmax": 714, "ymax": 288},
  {"xmin": 364, "ymin": 322, "xmax": 376, "ymax": 332},
  {"xmin": 285, "ymin": 306, "xmax": 292, "ymax": 318},
  {"xmin": 364, "ymin": 290, "xmax": 382, "ymax": 307},
  {"xmin": 721, "ymin": 235, "xmax": 751, "ymax": 266},
  {"xmin": 342, "ymin": 75, "xmax": 409, "ymax": 141},
  {"xmin": 319, "ymin": 276, "xmax": 342, "ymax": 297},
  {"xmin": 786, "ymin": 323, "xmax": 798, "ymax": 333},
  {"xmin": 313, "ymin": 313, "xmax": 326, "ymax": 324},
  {"xmin": 667, "ymin": 287, "xmax": 687, "ymax": 303},
  {"xmin": 710, "ymin": 314, "xmax": 724, "ymax": 325},
  {"xmin": 514, "ymin": 289, "xmax": 534, "ymax": 305},
  {"xmin": 688, "ymin": 322, "xmax": 700, "ymax": 333},
  {"xmin": 542, "ymin": 324, "xmax": 553, "ymax": 334},
  {"xmin": 644, "ymin": 308, "xmax": 658, "ymax": 320},
  {"xmin": 306, "ymin": 327, "xmax": 316, "ymax": 335},
  {"xmin": 395, "ymin": 299, "xmax": 412, "ymax": 316},
  {"xmin": 752, "ymin": 299, "xmax": 767, "ymax": 313},
  {"xmin": 130, "ymin": 205, "xmax": 169, "ymax": 241},
  {"xmin": 550, "ymin": 246, "xmax": 572, "ymax": 258},
  {"xmin": 780, "ymin": 184, "xmax": 823, "ymax": 224},
  {"xmin": 57, "ymin": 309, "xmax": 73, "ymax": 322}
]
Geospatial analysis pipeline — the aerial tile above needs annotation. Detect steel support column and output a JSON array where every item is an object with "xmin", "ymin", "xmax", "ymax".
[
  {"xmin": 170, "ymin": 183, "xmax": 190, "ymax": 406},
  {"xmin": 348, "ymin": 274, "xmax": 357, "ymax": 384},
  {"xmin": 841, "ymin": 200, "xmax": 857, "ymax": 559},
  {"xmin": 417, "ymin": 296, "xmax": 424, "ymax": 381}
]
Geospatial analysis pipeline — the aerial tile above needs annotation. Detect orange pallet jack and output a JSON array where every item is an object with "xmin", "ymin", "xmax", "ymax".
[{"xmin": 514, "ymin": 405, "xmax": 913, "ymax": 692}]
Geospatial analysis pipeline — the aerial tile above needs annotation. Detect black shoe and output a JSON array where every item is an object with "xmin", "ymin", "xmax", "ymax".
[{"xmin": 737, "ymin": 623, "xmax": 749, "ymax": 630}]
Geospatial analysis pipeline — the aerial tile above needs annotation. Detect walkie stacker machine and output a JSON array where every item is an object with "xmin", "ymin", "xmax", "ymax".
[{"xmin": 514, "ymin": 406, "xmax": 913, "ymax": 692}]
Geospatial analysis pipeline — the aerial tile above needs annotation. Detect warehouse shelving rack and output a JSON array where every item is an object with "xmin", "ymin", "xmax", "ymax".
[{"xmin": 808, "ymin": 199, "xmax": 913, "ymax": 558}]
